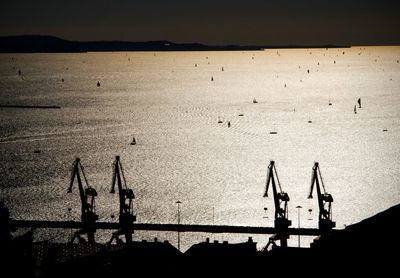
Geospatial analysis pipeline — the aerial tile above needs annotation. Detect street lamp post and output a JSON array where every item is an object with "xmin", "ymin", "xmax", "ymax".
[
  {"xmin": 212, "ymin": 207, "xmax": 215, "ymax": 225},
  {"xmin": 67, "ymin": 208, "xmax": 72, "ymax": 241},
  {"xmin": 67, "ymin": 207, "xmax": 73, "ymax": 260},
  {"xmin": 176, "ymin": 201, "xmax": 182, "ymax": 251},
  {"xmin": 296, "ymin": 205, "xmax": 302, "ymax": 248},
  {"xmin": 263, "ymin": 207, "xmax": 268, "ymax": 219}
]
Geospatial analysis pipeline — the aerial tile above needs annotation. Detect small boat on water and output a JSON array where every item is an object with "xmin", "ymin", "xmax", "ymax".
[
  {"xmin": 130, "ymin": 136, "xmax": 136, "ymax": 145},
  {"xmin": 253, "ymin": 98, "xmax": 258, "ymax": 104}
]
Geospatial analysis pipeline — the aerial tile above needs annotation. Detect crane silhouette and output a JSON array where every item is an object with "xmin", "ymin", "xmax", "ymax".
[
  {"xmin": 108, "ymin": 156, "xmax": 136, "ymax": 245},
  {"xmin": 264, "ymin": 161, "xmax": 291, "ymax": 249},
  {"xmin": 67, "ymin": 158, "xmax": 98, "ymax": 243}
]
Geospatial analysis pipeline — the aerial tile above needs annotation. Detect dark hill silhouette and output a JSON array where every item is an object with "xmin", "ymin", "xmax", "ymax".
[
  {"xmin": 0, "ymin": 35, "xmax": 349, "ymax": 53},
  {"xmin": 0, "ymin": 35, "xmax": 261, "ymax": 53},
  {"xmin": 312, "ymin": 203, "xmax": 400, "ymax": 251},
  {"xmin": 307, "ymin": 203, "xmax": 400, "ymax": 274}
]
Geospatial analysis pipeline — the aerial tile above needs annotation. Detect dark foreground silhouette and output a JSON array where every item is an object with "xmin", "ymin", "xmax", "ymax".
[{"xmin": 1, "ymin": 203, "xmax": 399, "ymax": 277}]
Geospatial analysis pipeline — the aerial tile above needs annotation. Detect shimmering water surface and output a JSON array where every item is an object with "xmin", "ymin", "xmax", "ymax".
[{"xmin": 1, "ymin": 47, "xmax": 399, "ymax": 250}]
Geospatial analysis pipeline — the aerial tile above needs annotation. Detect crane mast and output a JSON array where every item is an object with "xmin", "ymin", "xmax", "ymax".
[
  {"xmin": 308, "ymin": 162, "xmax": 335, "ymax": 232},
  {"xmin": 109, "ymin": 156, "xmax": 136, "ymax": 244},
  {"xmin": 264, "ymin": 160, "xmax": 291, "ymax": 248},
  {"xmin": 68, "ymin": 158, "xmax": 98, "ymax": 243}
]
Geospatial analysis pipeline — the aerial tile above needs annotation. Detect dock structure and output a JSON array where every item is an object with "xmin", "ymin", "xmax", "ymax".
[
  {"xmin": 6, "ymin": 158, "xmax": 340, "ymax": 246},
  {"xmin": 11, "ymin": 220, "xmax": 332, "ymax": 236}
]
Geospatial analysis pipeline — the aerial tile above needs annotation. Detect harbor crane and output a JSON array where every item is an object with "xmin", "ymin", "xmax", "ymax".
[
  {"xmin": 308, "ymin": 162, "xmax": 335, "ymax": 232},
  {"xmin": 108, "ymin": 156, "xmax": 136, "ymax": 244},
  {"xmin": 68, "ymin": 158, "xmax": 98, "ymax": 243},
  {"xmin": 264, "ymin": 160, "xmax": 291, "ymax": 248}
]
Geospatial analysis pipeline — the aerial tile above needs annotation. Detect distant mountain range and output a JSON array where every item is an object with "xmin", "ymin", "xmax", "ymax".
[{"xmin": 0, "ymin": 35, "xmax": 349, "ymax": 53}]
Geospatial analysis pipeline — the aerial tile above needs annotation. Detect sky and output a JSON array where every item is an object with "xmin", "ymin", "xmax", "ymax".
[{"xmin": 0, "ymin": 0, "xmax": 399, "ymax": 46}]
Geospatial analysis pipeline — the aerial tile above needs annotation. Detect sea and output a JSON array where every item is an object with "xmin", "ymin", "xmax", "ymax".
[{"xmin": 1, "ymin": 46, "xmax": 399, "ymax": 250}]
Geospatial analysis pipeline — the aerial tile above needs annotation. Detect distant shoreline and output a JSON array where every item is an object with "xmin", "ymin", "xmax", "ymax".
[
  {"xmin": 0, "ymin": 104, "xmax": 61, "ymax": 109},
  {"xmin": 0, "ymin": 35, "xmax": 351, "ymax": 53}
]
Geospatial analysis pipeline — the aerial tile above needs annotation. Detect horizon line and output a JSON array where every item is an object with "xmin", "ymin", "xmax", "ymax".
[{"xmin": 1, "ymin": 34, "xmax": 400, "ymax": 52}]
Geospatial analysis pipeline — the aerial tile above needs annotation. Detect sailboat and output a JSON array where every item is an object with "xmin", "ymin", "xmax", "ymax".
[{"xmin": 130, "ymin": 136, "xmax": 136, "ymax": 145}]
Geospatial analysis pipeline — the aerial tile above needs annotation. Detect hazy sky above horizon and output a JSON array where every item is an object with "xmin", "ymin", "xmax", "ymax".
[{"xmin": 1, "ymin": 0, "xmax": 399, "ymax": 45}]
